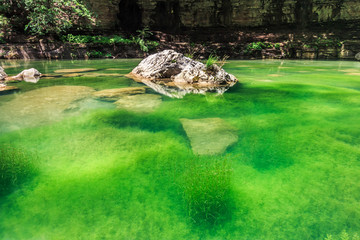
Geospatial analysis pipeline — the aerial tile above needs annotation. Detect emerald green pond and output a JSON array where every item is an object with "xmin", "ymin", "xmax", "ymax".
[{"xmin": 1, "ymin": 59, "xmax": 360, "ymax": 239}]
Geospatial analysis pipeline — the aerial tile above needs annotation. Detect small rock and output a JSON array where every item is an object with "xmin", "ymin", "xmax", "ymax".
[
  {"xmin": 180, "ymin": 118, "xmax": 238, "ymax": 155},
  {"xmin": 93, "ymin": 87, "xmax": 146, "ymax": 101},
  {"xmin": 6, "ymin": 68, "xmax": 41, "ymax": 83},
  {"xmin": 0, "ymin": 67, "xmax": 7, "ymax": 80},
  {"xmin": 114, "ymin": 94, "xmax": 162, "ymax": 113}
]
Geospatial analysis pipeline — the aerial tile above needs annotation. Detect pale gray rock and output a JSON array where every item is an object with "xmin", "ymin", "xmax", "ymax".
[
  {"xmin": 0, "ymin": 66, "xmax": 7, "ymax": 80},
  {"xmin": 180, "ymin": 118, "xmax": 238, "ymax": 155},
  {"xmin": 7, "ymin": 68, "xmax": 41, "ymax": 83},
  {"xmin": 130, "ymin": 50, "xmax": 237, "ymax": 85}
]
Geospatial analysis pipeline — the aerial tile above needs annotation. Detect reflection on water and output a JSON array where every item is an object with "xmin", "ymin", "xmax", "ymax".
[
  {"xmin": 23, "ymin": 75, "xmax": 41, "ymax": 83},
  {"xmin": 141, "ymin": 79, "xmax": 236, "ymax": 98}
]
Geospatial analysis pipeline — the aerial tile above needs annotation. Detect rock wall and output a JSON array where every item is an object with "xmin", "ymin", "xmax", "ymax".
[{"xmin": 88, "ymin": 0, "xmax": 360, "ymax": 31}]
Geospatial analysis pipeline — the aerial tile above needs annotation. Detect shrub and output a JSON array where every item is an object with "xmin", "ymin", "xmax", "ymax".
[
  {"xmin": 62, "ymin": 34, "xmax": 159, "ymax": 53},
  {"xmin": 181, "ymin": 157, "xmax": 234, "ymax": 224},
  {"xmin": 0, "ymin": 145, "xmax": 39, "ymax": 196},
  {"xmin": 0, "ymin": 0, "xmax": 96, "ymax": 35},
  {"xmin": 244, "ymin": 42, "xmax": 274, "ymax": 54}
]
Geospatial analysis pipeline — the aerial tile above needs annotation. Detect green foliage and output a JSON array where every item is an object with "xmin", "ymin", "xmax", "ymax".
[
  {"xmin": 243, "ymin": 41, "xmax": 276, "ymax": 54},
  {"xmin": 205, "ymin": 54, "xmax": 219, "ymax": 69},
  {"xmin": 0, "ymin": 145, "xmax": 38, "ymax": 196},
  {"xmin": 185, "ymin": 53, "xmax": 194, "ymax": 59},
  {"xmin": 136, "ymin": 27, "xmax": 153, "ymax": 40},
  {"xmin": 0, "ymin": 0, "xmax": 96, "ymax": 35},
  {"xmin": 63, "ymin": 34, "xmax": 133, "ymax": 44},
  {"xmin": 132, "ymin": 36, "xmax": 159, "ymax": 53},
  {"xmin": 205, "ymin": 54, "xmax": 229, "ymax": 69},
  {"xmin": 0, "ymin": 14, "xmax": 9, "ymax": 41},
  {"xmin": 86, "ymin": 51, "xmax": 104, "ymax": 58},
  {"xmin": 303, "ymin": 37, "xmax": 343, "ymax": 50},
  {"xmin": 246, "ymin": 42, "xmax": 273, "ymax": 51},
  {"xmin": 62, "ymin": 34, "xmax": 159, "ymax": 52},
  {"xmin": 181, "ymin": 157, "xmax": 233, "ymax": 224}
]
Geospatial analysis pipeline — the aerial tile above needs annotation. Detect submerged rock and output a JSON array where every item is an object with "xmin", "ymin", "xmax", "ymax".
[
  {"xmin": 54, "ymin": 68, "xmax": 97, "ymax": 73},
  {"xmin": 180, "ymin": 118, "xmax": 238, "ymax": 155},
  {"xmin": 0, "ymin": 86, "xmax": 94, "ymax": 131},
  {"xmin": 0, "ymin": 85, "xmax": 19, "ymax": 94},
  {"xmin": 92, "ymin": 87, "xmax": 146, "ymax": 101},
  {"xmin": 6, "ymin": 68, "xmax": 42, "ymax": 83},
  {"xmin": 114, "ymin": 94, "xmax": 162, "ymax": 113},
  {"xmin": 129, "ymin": 49, "xmax": 237, "ymax": 86},
  {"xmin": 0, "ymin": 67, "xmax": 7, "ymax": 80},
  {"xmin": 355, "ymin": 52, "xmax": 360, "ymax": 61}
]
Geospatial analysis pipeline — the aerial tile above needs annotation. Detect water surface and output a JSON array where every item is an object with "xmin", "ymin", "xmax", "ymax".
[{"xmin": 0, "ymin": 59, "xmax": 360, "ymax": 239}]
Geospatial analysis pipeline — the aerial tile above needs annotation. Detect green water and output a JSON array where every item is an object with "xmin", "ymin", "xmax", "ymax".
[{"xmin": 0, "ymin": 59, "xmax": 360, "ymax": 239}]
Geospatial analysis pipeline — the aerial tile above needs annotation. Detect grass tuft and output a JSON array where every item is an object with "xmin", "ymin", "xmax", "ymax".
[
  {"xmin": 180, "ymin": 156, "xmax": 234, "ymax": 225},
  {"xmin": 0, "ymin": 145, "xmax": 39, "ymax": 196}
]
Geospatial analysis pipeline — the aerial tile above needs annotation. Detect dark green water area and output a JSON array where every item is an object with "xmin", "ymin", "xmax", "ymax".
[{"xmin": 0, "ymin": 59, "xmax": 360, "ymax": 239}]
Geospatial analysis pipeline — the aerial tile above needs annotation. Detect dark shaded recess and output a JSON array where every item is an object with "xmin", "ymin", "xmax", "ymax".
[
  {"xmin": 118, "ymin": 0, "xmax": 142, "ymax": 32},
  {"xmin": 219, "ymin": 0, "xmax": 233, "ymax": 26},
  {"xmin": 295, "ymin": 0, "xmax": 314, "ymax": 28},
  {"xmin": 262, "ymin": 0, "xmax": 286, "ymax": 27},
  {"xmin": 151, "ymin": 0, "xmax": 181, "ymax": 32},
  {"xmin": 97, "ymin": 110, "xmax": 186, "ymax": 136}
]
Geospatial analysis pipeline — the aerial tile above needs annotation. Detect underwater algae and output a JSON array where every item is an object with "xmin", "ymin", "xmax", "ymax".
[{"xmin": 0, "ymin": 59, "xmax": 360, "ymax": 239}]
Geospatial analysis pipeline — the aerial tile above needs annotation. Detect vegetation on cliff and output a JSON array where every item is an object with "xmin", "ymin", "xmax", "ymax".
[{"xmin": 0, "ymin": 0, "xmax": 95, "ymax": 37}]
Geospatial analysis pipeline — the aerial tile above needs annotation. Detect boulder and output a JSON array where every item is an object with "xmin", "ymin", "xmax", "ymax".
[
  {"xmin": 114, "ymin": 94, "xmax": 162, "ymax": 113},
  {"xmin": 0, "ymin": 67, "xmax": 7, "ymax": 80},
  {"xmin": 92, "ymin": 87, "xmax": 146, "ymax": 101},
  {"xmin": 6, "ymin": 68, "xmax": 41, "ymax": 83},
  {"xmin": 129, "ymin": 50, "xmax": 237, "ymax": 85},
  {"xmin": 180, "ymin": 118, "xmax": 238, "ymax": 155}
]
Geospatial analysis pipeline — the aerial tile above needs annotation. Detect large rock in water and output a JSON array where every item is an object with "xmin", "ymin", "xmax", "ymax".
[
  {"xmin": 130, "ymin": 50, "xmax": 237, "ymax": 85},
  {"xmin": 180, "ymin": 118, "xmax": 238, "ymax": 155},
  {"xmin": 0, "ymin": 67, "xmax": 7, "ymax": 80}
]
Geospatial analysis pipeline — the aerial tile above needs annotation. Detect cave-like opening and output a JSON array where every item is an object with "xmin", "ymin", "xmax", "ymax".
[{"xmin": 118, "ymin": 0, "xmax": 142, "ymax": 32}]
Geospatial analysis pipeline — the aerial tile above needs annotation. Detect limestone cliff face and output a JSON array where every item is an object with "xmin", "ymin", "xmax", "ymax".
[{"xmin": 88, "ymin": 0, "xmax": 360, "ymax": 31}]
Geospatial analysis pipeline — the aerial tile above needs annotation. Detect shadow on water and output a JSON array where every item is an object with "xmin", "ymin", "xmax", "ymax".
[{"xmin": 96, "ymin": 110, "xmax": 187, "ymax": 136}]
